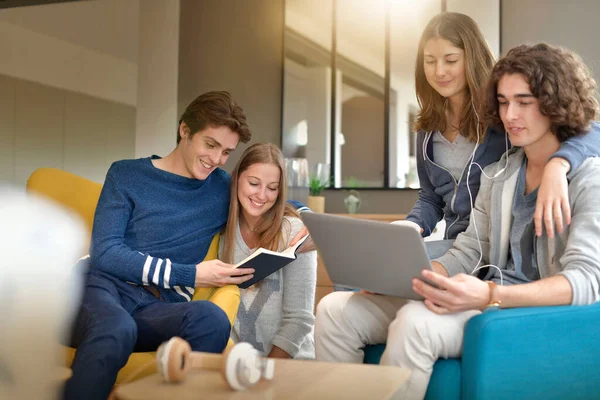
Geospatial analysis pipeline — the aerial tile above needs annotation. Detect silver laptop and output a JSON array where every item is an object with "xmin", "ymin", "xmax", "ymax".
[{"xmin": 302, "ymin": 213, "xmax": 432, "ymax": 300}]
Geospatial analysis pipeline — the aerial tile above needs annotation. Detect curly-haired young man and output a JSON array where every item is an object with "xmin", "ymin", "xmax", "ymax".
[{"xmin": 315, "ymin": 43, "xmax": 600, "ymax": 399}]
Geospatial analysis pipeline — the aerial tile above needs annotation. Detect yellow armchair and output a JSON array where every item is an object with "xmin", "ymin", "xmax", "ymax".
[{"xmin": 26, "ymin": 167, "xmax": 240, "ymax": 384}]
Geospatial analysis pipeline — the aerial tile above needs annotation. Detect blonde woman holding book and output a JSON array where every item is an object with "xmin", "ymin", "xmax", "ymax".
[{"xmin": 219, "ymin": 143, "xmax": 317, "ymax": 359}]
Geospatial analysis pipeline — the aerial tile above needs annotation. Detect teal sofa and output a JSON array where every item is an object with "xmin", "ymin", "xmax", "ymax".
[{"xmin": 364, "ymin": 303, "xmax": 600, "ymax": 399}]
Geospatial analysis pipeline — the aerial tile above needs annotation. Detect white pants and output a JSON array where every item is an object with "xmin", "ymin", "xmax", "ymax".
[{"xmin": 314, "ymin": 292, "xmax": 480, "ymax": 399}]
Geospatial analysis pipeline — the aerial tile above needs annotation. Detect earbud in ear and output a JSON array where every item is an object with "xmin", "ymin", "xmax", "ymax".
[{"xmin": 156, "ymin": 337, "xmax": 275, "ymax": 391}]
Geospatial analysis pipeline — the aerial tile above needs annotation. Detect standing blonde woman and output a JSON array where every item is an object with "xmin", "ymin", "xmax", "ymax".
[{"xmin": 220, "ymin": 143, "xmax": 317, "ymax": 359}]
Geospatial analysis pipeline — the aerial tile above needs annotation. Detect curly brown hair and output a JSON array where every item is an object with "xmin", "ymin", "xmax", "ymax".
[{"xmin": 483, "ymin": 43, "xmax": 599, "ymax": 142}]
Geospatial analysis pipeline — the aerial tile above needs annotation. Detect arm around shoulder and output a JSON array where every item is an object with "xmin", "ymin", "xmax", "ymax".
[{"xmin": 550, "ymin": 122, "xmax": 600, "ymax": 174}]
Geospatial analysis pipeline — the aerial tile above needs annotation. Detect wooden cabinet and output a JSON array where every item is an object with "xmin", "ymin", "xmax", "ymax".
[{"xmin": 313, "ymin": 214, "xmax": 406, "ymax": 311}]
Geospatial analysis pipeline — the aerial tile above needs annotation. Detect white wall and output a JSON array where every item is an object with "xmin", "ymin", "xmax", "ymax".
[
  {"xmin": 0, "ymin": 0, "xmax": 140, "ymax": 187},
  {"xmin": 285, "ymin": 0, "xmax": 331, "ymax": 51},
  {"xmin": 390, "ymin": 0, "xmax": 440, "ymax": 187},
  {"xmin": 282, "ymin": 59, "xmax": 309, "ymax": 159},
  {"xmin": 392, "ymin": 77, "xmax": 418, "ymax": 187},
  {"xmin": 0, "ymin": 0, "xmax": 138, "ymax": 106},
  {"xmin": 502, "ymin": 0, "xmax": 600, "ymax": 86},
  {"xmin": 305, "ymin": 66, "xmax": 332, "ymax": 171},
  {"xmin": 177, "ymin": 0, "xmax": 285, "ymax": 172},
  {"xmin": 447, "ymin": 0, "xmax": 500, "ymax": 59},
  {"xmin": 283, "ymin": 59, "xmax": 331, "ymax": 175},
  {"xmin": 135, "ymin": 0, "xmax": 180, "ymax": 158},
  {"xmin": 0, "ymin": 74, "xmax": 135, "ymax": 186}
]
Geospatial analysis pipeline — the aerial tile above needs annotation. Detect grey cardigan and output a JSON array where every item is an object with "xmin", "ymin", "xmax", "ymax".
[
  {"xmin": 436, "ymin": 147, "xmax": 600, "ymax": 306},
  {"xmin": 219, "ymin": 217, "xmax": 317, "ymax": 358}
]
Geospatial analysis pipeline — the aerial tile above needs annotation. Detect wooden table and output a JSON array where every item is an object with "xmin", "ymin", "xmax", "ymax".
[{"xmin": 115, "ymin": 358, "xmax": 410, "ymax": 400}]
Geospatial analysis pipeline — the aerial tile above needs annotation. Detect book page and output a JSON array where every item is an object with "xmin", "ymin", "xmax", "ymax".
[
  {"xmin": 280, "ymin": 233, "xmax": 310, "ymax": 256},
  {"xmin": 233, "ymin": 234, "xmax": 310, "ymax": 268},
  {"xmin": 234, "ymin": 247, "xmax": 292, "ymax": 268}
]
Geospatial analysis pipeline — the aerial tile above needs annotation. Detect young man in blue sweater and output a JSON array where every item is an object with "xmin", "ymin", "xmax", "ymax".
[{"xmin": 64, "ymin": 91, "xmax": 258, "ymax": 400}]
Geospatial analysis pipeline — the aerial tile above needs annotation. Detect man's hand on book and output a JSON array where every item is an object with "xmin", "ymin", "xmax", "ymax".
[
  {"xmin": 290, "ymin": 227, "xmax": 316, "ymax": 252},
  {"xmin": 195, "ymin": 260, "xmax": 254, "ymax": 287}
]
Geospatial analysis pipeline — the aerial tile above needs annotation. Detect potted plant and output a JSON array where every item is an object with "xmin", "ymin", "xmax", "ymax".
[{"xmin": 308, "ymin": 174, "xmax": 328, "ymax": 213}]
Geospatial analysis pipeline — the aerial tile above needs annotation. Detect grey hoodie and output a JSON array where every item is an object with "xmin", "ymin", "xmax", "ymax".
[
  {"xmin": 406, "ymin": 122, "xmax": 600, "ymax": 240},
  {"xmin": 436, "ymin": 147, "xmax": 600, "ymax": 306}
]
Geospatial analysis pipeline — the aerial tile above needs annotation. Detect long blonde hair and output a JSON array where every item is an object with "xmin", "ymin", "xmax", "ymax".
[
  {"xmin": 222, "ymin": 143, "xmax": 298, "ymax": 263},
  {"xmin": 414, "ymin": 12, "xmax": 495, "ymax": 142}
]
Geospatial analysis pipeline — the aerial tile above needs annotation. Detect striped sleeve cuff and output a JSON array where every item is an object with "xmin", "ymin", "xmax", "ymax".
[
  {"xmin": 166, "ymin": 261, "xmax": 197, "ymax": 289},
  {"xmin": 141, "ymin": 255, "xmax": 196, "ymax": 289}
]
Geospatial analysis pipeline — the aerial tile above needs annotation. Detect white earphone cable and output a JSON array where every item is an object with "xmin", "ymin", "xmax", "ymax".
[{"xmin": 465, "ymin": 99, "xmax": 505, "ymax": 286}]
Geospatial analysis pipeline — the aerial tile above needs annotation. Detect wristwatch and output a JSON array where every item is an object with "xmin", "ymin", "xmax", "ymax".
[{"xmin": 485, "ymin": 281, "xmax": 502, "ymax": 310}]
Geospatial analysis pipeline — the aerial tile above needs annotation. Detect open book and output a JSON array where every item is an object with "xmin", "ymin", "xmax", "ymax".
[{"xmin": 235, "ymin": 234, "xmax": 310, "ymax": 289}]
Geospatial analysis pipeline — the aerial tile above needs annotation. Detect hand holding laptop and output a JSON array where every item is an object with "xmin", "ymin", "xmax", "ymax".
[
  {"xmin": 390, "ymin": 219, "xmax": 422, "ymax": 234},
  {"xmin": 412, "ymin": 268, "xmax": 490, "ymax": 314}
]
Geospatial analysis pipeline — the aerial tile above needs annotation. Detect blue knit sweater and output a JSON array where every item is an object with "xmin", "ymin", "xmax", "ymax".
[{"xmin": 89, "ymin": 156, "xmax": 230, "ymax": 303}]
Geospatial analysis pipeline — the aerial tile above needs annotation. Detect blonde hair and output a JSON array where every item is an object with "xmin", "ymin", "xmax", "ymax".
[
  {"xmin": 222, "ymin": 143, "xmax": 298, "ymax": 264},
  {"xmin": 415, "ymin": 12, "xmax": 495, "ymax": 142}
]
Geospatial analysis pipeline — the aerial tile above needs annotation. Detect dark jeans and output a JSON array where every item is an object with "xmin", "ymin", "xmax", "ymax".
[{"xmin": 63, "ymin": 266, "xmax": 230, "ymax": 400}]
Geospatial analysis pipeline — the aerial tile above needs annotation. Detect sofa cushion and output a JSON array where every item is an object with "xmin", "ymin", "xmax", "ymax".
[
  {"xmin": 363, "ymin": 344, "xmax": 461, "ymax": 400},
  {"xmin": 27, "ymin": 168, "xmax": 102, "ymax": 249}
]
